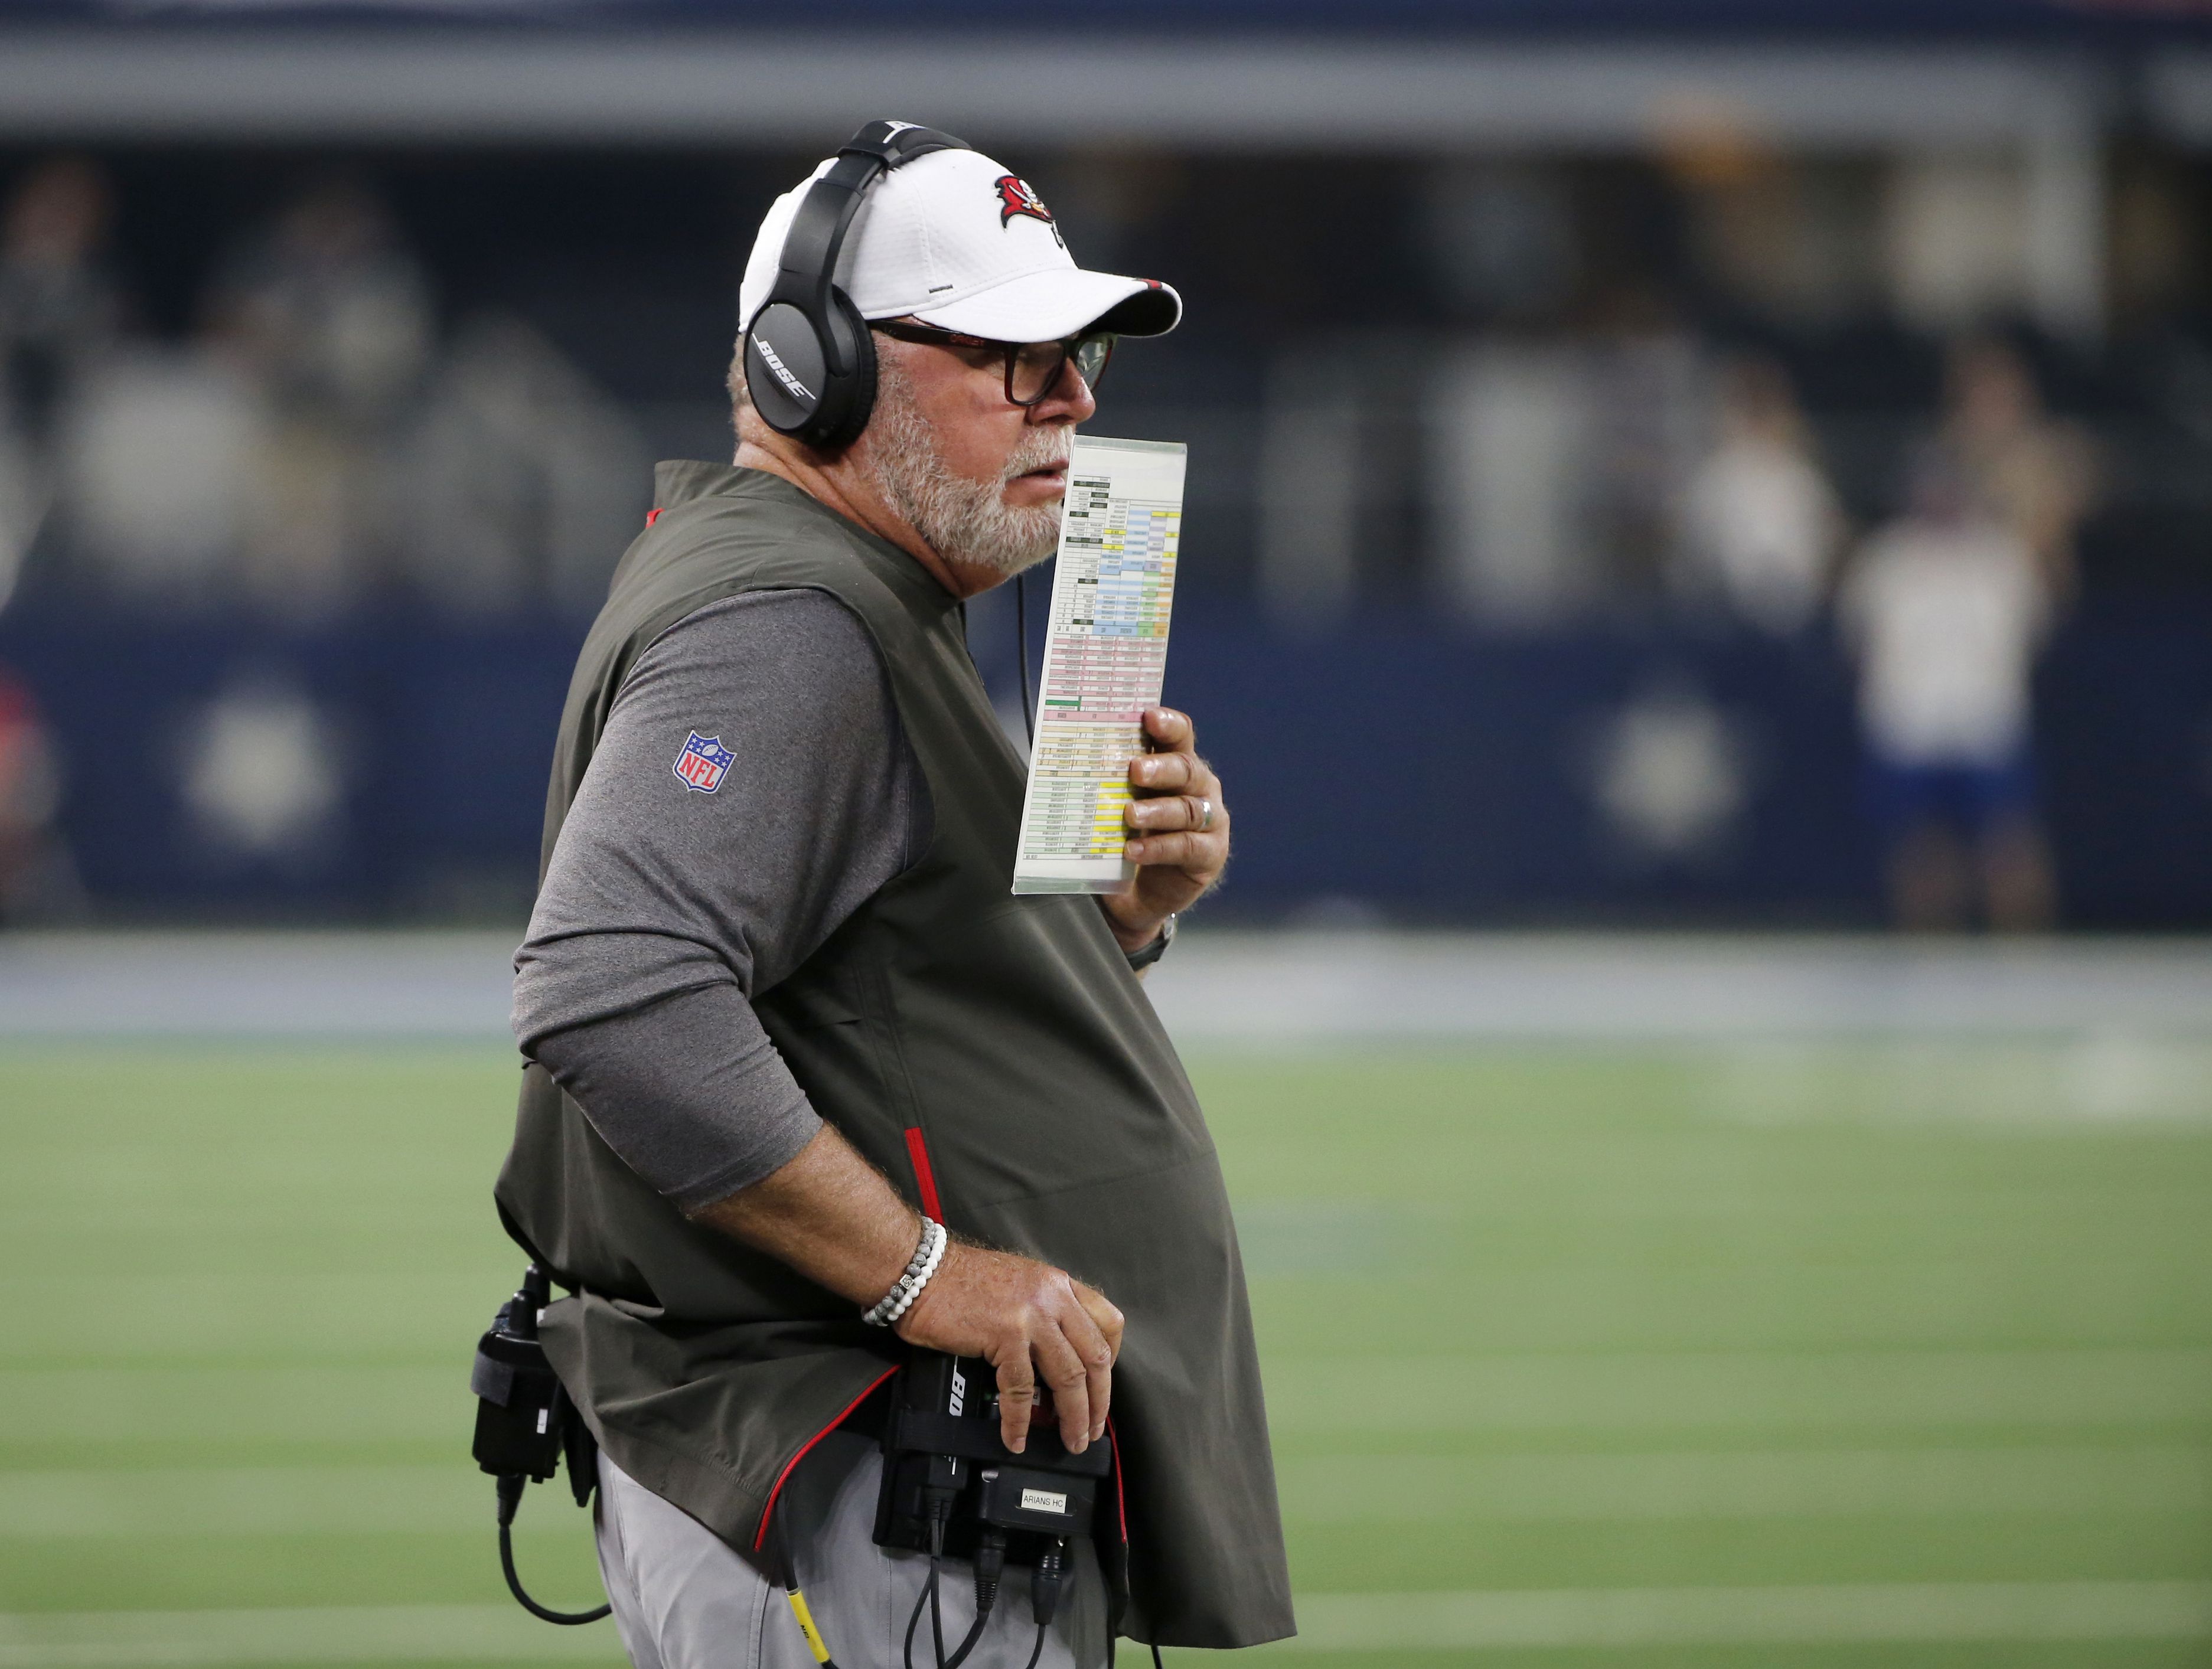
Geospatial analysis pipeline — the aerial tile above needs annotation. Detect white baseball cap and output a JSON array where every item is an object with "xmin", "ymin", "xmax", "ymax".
[{"xmin": 739, "ymin": 143, "xmax": 1181, "ymax": 344}]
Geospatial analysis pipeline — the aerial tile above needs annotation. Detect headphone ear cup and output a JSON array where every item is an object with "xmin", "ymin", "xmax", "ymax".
[
  {"xmin": 809, "ymin": 288, "xmax": 877, "ymax": 452},
  {"xmin": 745, "ymin": 301, "xmax": 830, "ymax": 440}
]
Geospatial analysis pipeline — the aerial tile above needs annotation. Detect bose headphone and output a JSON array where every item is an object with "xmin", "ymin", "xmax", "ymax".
[{"xmin": 743, "ymin": 120, "xmax": 972, "ymax": 451}]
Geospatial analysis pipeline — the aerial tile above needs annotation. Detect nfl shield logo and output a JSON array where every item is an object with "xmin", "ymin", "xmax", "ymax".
[{"xmin": 673, "ymin": 731, "xmax": 735, "ymax": 793}]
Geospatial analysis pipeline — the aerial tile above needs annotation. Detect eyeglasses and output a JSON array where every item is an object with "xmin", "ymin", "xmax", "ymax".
[{"xmin": 872, "ymin": 319, "xmax": 1115, "ymax": 407}]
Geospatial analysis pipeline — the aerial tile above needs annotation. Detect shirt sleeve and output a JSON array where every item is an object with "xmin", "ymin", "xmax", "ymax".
[{"xmin": 511, "ymin": 588, "xmax": 929, "ymax": 1213}]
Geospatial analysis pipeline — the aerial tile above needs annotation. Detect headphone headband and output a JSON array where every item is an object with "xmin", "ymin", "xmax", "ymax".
[{"xmin": 845, "ymin": 118, "xmax": 971, "ymax": 168}]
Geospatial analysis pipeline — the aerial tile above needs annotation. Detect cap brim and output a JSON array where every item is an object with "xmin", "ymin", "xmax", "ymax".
[{"xmin": 903, "ymin": 269, "xmax": 1181, "ymax": 340}]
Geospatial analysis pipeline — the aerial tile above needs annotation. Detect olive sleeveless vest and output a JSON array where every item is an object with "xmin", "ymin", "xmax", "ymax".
[{"xmin": 494, "ymin": 462, "xmax": 1293, "ymax": 1649}]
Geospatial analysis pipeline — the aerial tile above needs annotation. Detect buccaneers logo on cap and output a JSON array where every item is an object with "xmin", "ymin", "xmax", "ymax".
[{"xmin": 994, "ymin": 175, "xmax": 1055, "ymax": 230}]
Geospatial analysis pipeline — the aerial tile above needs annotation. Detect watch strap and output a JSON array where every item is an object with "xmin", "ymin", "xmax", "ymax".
[{"xmin": 1124, "ymin": 913, "xmax": 1176, "ymax": 970}]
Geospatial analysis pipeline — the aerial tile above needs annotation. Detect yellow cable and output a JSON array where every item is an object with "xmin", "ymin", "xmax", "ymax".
[{"xmin": 786, "ymin": 1588, "xmax": 833, "ymax": 1666}]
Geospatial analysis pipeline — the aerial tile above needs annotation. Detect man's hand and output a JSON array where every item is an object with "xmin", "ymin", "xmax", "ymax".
[
  {"xmin": 1102, "ymin": 706, "xmax": 1229, "ymax": 953},
  {"xmin": 896, "ymin": 1241, "xmax": 1124, "ymax": 1456},
  {"xmin": 694, "ymin": 1126, "xmax": 1123, "ymax": 1458}
]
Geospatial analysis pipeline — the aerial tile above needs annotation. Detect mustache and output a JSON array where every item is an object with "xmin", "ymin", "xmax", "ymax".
[{"xmin": 1001, "ymin": 430, "xmax": 1072, "ymax": 484}]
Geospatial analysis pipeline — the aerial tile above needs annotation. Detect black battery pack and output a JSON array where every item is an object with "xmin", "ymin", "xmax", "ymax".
[
  {"xmin": 470, "ymin": 1265, "xmax": 597, "ymax": 1508},
  {"xmin": 469, "ymin": 1265, "xmax": 611, "ymax": 1627},
  {"xmin": 873, "ymin": 1353, "xmax": 1111, "ymax": 1563}
]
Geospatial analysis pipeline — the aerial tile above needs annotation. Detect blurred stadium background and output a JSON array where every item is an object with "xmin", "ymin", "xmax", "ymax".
[{"xmin": 4, "ymin": 0, "xmax": 2212, "ymax": 1665}]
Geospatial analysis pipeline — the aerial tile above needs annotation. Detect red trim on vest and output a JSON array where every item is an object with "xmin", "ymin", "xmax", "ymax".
[
  {"xmin": 752, "ymin": 1366, "xmax": 898, "ymax": 1551},
  {"xmin": 903, "ymin": 1127, "xmax": 944, "ymax": 1222},
  {"xmin": 644, "ymin": 507, "xmax": 663, "ymax": 527}
]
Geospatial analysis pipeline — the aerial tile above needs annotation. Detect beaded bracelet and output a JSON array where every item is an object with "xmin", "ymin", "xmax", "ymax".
[
  {"xmin": 863, "ymin": 1217, "xmax": 945, "ymax": 1327},
  {"xmin": 883, "ymin": 1219, "xmax": 948, "ymax": 1326},
  {"xmin": 863, "ymin": 1218, "xmax": 935, "ymax": 1325}
]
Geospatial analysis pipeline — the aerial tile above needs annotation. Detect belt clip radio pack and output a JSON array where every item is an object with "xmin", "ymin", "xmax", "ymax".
[
  {"xmin": 870, "ymin": 1350, "xmax": 1114, "ymax": 1669},
  {"xmin": 468, "ymin": 1263, "xmax": 610, "ymax": 1625}
]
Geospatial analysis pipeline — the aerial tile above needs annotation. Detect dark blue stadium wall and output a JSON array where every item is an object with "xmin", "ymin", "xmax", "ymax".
[
  {"xmin": 1166, "ymin": 618, "xmax": 1875, "ymax": 923},
  {"xmin": 3, "ymin": 605, "xmax": 2207, "ymax": 927}
]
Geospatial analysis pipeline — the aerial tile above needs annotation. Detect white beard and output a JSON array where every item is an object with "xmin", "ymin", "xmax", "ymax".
[{"xmin": 863, "ymin": 355, "xmax": 1068, "ymax": 579}]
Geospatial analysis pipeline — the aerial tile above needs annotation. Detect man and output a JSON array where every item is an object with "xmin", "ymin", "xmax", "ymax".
[
  {"xmin": 1677, "ymin": 356, "xmax": 1841, "ymax": 636},
  {"xmin": 497, "ymin": 126, "xmax": 1292, "ymax": 1669},
  {"xmin": 1840, "ymin": 447, "xmax": 2054, "ymax": 931}
]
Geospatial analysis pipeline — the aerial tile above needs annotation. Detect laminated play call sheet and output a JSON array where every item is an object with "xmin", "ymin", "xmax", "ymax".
[{"xmin": 1012, "ymin": 435, "xmax": 1186, "ymax": 895}]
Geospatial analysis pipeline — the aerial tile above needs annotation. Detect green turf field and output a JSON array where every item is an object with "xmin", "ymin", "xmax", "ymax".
[{"xmin": 4, "ymin": 1040, "xmax": 2210, "ymax": 1667}]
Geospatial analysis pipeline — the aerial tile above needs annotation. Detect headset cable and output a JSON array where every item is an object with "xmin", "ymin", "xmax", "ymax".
[
  {"xmin": 495, "ymin": 1474, "xmax": 611, "ymax": 1625},
  {"xmin": 1015, "ymin": 569, "xmax": 1036, "ymax": 746}
]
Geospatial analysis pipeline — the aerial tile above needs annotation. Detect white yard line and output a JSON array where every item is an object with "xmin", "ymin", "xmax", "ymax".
[{"xmin": 4, "ymin": 1585, "xmax": 2208, "ymax": 1665}]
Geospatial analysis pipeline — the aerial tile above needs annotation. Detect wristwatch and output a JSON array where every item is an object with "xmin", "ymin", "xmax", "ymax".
[{"xmin": 1125, "ymin": 913, "xmax": 1176, "ymax": 971}]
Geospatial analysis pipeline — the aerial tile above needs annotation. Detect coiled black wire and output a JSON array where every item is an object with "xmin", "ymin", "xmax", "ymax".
[{"xmin": 498, "ymin": 1520, "xmax": 612, "ymax": 1625}]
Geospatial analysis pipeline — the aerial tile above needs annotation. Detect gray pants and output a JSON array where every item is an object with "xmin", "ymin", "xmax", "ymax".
[{"xmin": 594, "ymin": 1433, "xmax": 1112, "ymax": 1669}]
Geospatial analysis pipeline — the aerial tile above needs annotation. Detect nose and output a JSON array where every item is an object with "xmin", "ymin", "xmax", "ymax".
[{"xmin": 1032, "ymin": 354, "xmax": 1097, "ymax": 426}]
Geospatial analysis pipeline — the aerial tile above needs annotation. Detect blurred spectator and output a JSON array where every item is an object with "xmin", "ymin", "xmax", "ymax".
[
  {"xmin": 1583, "ymin": 290, "xmax": 1706, "ymax": 604},
  {"xmin": 1431, "ymin": 288, "xmax": 1701, "ymax": 623},
  {"xmin": 402, "ymin": 313, "xmax": 649, "ymax": 615},
  {"xmin": 1942, "ymin": 337, "xmax": 2096, "ymax": 599},
  {"xmin": 60, "ymin": 346, "xmax": 265, "ymax": 605},
  {"xmin": 204, "ymin": 179, "xmax": 434, "ymax": 616},
  {"xmin": 0, "ymin": 416, "xmax": 35, "ymax": 613},
  {"xmin": 1428, "ymin": 338, "xmax": 1594, "ymax": 623},
  {"xmin": 0, "ymin": 158, "xmax": 120, "ymax": 606},
  {"xmin": 1839, "ymin": 449, "xmax": 2056, "ymax": 932},
  {"xmin": 1258, "ymin": 341, "xmax": 1363, "ymax": 627},
  {"xmin": 210, "ymin": 178, "xmax": 432, "ymax": 429},
  {"xmin": 0, "ymin": 158, "xmax": 119, "ymax": 445},
  {"xmin": 1676, "ymin": 356, "xmax": 1844, "ymax": 635},
  {"xmin": 0, "ymin": 666, "xmax": 79, "ymax": 923},
  {"xmin": 1430, "ymin": 300, "xmax": 1705, "ymax": 625}
]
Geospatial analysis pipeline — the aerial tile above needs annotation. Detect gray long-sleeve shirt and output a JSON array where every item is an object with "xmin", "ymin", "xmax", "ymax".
[{"xmin": 512, "ymin": 588, "xmax": 931, "ymax": 1212}]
